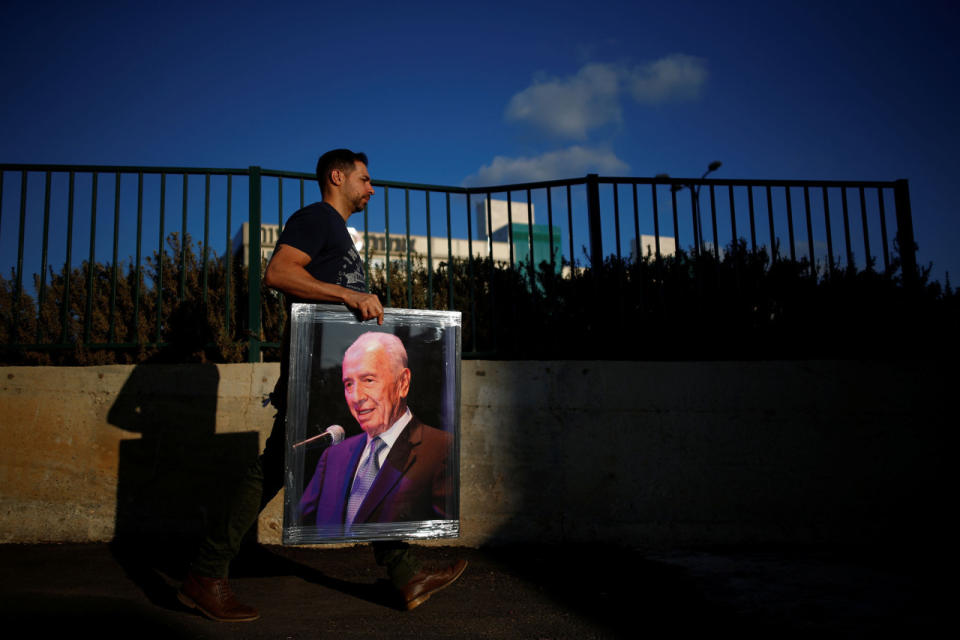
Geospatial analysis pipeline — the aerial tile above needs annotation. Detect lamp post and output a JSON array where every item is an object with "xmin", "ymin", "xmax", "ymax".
[{"xmin": 669, "ymin": 161, "xmax": 722, "ymax": 255}]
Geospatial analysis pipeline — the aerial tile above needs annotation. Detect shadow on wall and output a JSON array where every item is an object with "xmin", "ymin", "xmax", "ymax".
[
  {"xmin": 105, "ymin": 364, "xmax": 259, "ymax": 588},
  {"xmin": 471, "ymin": 359, "xmax": 953, "ymax": 634},
  {"xmin": 474, "ymin": 361, "xmax": 568, "ymax": 546}
]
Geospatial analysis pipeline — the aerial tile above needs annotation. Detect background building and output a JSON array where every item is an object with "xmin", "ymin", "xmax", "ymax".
[
  {"xmin": 232, "ymin": 199, "xmax": 586, "ymax": 273},
  {"xmin": 233, "ymin": 199, "xmax": 675, "ymax": 272},
  {"xmin": 476, "ymin": 200, "xmax": 562, "ymax": 273},
  {"xmin": 630, "ymin": 234, "xmax": 677, "ymax": 261},
  {"xmin": 232, "ymin": 221, "xmax": 512, "ymax": 271}
]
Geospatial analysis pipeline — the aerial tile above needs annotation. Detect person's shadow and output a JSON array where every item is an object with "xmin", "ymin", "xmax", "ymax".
[
  {"xmin": 106, "ymin": 361, "xmax": 399, "ymax": 612},
  {"xmin": 106, "ymin": 362, "xmax": 260, "ymax": 609}
]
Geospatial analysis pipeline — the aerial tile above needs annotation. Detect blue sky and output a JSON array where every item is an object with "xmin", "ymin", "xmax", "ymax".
[{"xmin": 2, "ymin": 0, "xmax": 958, "ymax": 284}]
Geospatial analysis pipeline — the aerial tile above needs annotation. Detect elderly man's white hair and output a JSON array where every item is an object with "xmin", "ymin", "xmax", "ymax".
[{"xmin": 343, "ymin": 331, "xmax": 409, "ymax": 375}]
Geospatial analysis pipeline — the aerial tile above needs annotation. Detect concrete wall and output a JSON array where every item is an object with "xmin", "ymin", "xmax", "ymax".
[{"xmin": 0, "ymin": 360, "xmax": 949, "ymax": 548}]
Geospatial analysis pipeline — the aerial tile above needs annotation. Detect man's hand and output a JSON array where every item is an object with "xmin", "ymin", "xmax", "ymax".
[{"xmin": 344, "ymin": 290, "xmax": 384, "ymax": 325}]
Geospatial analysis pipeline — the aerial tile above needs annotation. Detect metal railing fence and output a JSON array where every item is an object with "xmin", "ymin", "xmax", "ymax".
[{"xmin": 0, "ymin": 163, "xmax": 917, "ymax": 361}]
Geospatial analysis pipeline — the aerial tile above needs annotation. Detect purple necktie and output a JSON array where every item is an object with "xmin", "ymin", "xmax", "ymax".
[{"xmin": 345, "ymin": 437, "xmax": 386, "ymax": 526}]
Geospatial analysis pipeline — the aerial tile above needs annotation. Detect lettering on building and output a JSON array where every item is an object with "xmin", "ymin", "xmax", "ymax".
[
  {"xmin": 366, "ymin": 236, "xmax": 416, "ymax": 253},
  {"xmin": 260, "ymin": 225, "xmax": 281, "ymax": 247}
]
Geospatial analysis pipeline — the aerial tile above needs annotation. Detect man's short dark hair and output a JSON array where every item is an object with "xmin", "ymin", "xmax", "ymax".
[{"xmin": 315, "ymin": 149, "xmax": 369, "ymax": 188}]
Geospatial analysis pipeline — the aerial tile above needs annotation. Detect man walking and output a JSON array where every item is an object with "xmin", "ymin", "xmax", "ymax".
[{"xmin": 178, "ymin": 149, "xmax": 466, "ymax": 621}]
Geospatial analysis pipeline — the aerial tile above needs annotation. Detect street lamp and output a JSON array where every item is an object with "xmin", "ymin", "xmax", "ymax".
[{"xmin": 668, "ymin": 161, "xmax": 723, "ymax": 255}]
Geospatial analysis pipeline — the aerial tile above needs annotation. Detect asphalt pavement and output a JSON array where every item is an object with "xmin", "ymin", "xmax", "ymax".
[{"xmin": 0, "ymin": 541, "xmax": 945, "ymax": 638}]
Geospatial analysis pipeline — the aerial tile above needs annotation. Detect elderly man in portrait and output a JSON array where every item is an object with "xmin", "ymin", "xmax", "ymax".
[{"xmin": 300, "ymin": 331, "xmax": 454, "ymax": 531}]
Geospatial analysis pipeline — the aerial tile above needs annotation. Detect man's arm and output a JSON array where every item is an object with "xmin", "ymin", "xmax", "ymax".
[{"xmin": 264, "ymin": 243, "xmax": 383, "ymax": 324}]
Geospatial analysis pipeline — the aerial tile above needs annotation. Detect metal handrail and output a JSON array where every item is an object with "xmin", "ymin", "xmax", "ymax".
[{"xmin": 0, "ymin": 163, "xmax": 916, "ymax": 362}]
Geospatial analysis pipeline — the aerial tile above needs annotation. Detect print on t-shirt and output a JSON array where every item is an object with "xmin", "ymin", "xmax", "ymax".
[{"xmin": 340, "ymin": 245, "xmax": 366, "ymax": 292}]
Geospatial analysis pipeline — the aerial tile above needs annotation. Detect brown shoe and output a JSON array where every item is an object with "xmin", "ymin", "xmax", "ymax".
[
  {"xmin": 177, "ymin": 572, "xmax": 260, "ymax": 622},
  {"xmin": 399, "ymin": 559, "xmax": 468, "ymax": 611}
]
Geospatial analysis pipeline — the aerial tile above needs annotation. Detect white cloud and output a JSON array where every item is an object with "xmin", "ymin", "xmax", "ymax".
[
  {"xmin": 505, "ymin": 55, "xmax": 708, "ymax": 139},
  {"xmin": 627, "ymin": 54, "xmax": 707, "ymax": 104},
  {"xmin": 505, "ymin": 63, "xmax": 622, "ymax": 140},
  {"xmin": 463, "ymin": 146, "xmax": 629, "ymax": 186}
]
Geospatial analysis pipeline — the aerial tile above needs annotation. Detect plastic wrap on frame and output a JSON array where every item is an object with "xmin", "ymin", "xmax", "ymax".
[{"xmin": 282, "ymin": 303, "xmax": 462, "ymax": 545}]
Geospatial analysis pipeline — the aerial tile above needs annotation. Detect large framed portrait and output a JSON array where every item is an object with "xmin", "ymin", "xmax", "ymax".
[{"xmin": 282, "ymin": 303, "xmax": 461, "ymax": 545}]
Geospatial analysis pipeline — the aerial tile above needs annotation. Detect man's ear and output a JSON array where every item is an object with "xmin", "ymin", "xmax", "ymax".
[
  {"xmin": 330, "ymin": 168, "xmax": 344, "ymax": 187},
  {"xmin": 397, "ymin": 368, "xmax": 411, "ymax": 398}
]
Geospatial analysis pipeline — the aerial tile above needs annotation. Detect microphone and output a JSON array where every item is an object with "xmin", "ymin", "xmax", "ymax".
[{"xmin": 292, "ymin": 424, "xmax": 345, "ymax": 449}]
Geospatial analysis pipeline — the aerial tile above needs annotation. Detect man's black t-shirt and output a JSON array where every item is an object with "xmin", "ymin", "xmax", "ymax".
[
  {"xmin": 275, "ymin": 201, "xmax": 366, "ymax": 302},
  {"xmin": 271, "ymin": 201, "xmax": 367, "ymax": 406}
]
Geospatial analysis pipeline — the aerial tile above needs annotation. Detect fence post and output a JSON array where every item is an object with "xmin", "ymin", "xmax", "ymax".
[
  {"xmin": 586, "ymin": 173, "xmax": 603, "ymax": 271},
  {"xmin": 893, "ymin": 179, "xmax": 918, "ymax": 287},
  {"xmin": 247, "ymin": 166, "xmax": 262, "ymax": 362}
]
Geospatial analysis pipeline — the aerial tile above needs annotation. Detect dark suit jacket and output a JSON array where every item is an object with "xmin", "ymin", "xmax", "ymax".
[{"xmin": 299, "ymin": 415, "xmax": 454, "ymax": 528}]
